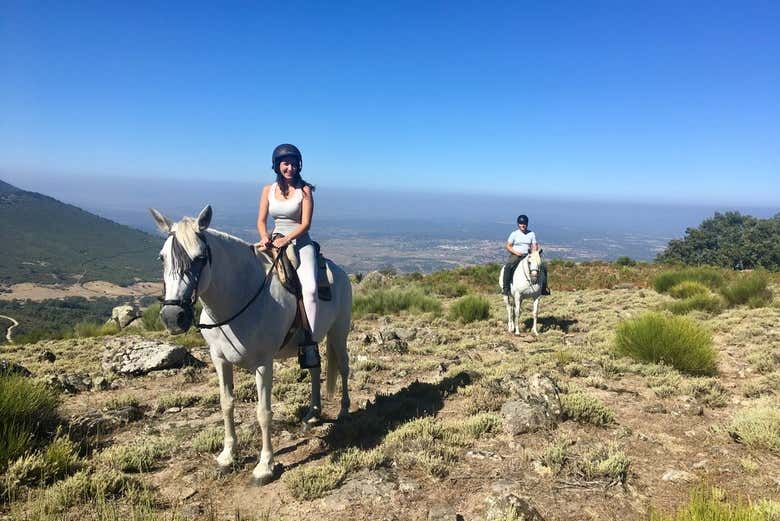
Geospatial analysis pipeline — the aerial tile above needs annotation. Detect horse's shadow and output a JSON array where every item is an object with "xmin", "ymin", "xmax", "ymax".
[
  {"xmin": 522, "ymin": 315, "xmax": 578, "ymax": 333},
  {"xmin": 282, "ymin": 371, "xmax": 473, "ymax": 471}
]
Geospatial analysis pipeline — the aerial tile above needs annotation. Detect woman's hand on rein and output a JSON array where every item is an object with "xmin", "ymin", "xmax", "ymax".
[{"xmin": 272, "ymin": 236, "xmax": 289, "ymax": 249}]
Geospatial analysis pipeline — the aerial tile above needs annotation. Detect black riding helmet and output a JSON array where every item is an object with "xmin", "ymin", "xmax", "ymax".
[
  {"xmin": 517, "ymin": 214, "xmax": 529, "ymax": 225},
  {"xmin": 271, "ymin": 144, "xmax": 303, "ymax": 174}
]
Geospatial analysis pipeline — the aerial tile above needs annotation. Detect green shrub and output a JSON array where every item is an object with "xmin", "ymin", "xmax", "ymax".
[
  {"xmin": 448, "ymin": 295, "xmax": 490, "ymax": 323},
  {"xmin": 155, "ymin": 393, "xmax": 200, "ymax": 412},
  {"xmin": 560, "ymin": 392, "xmax": 614, "ymax": 426},
  {"xmin": 668, "ymin": 281, "xmax": 710, "ymax": 299},
  {"xmin": 728, "ymin": 401, "xmax": 780, "ymax": 453},
  {"xmin": 99, "ymin": 436, "xmax": 174, "ymax": 472},
  {"xmin": 574, "ymin": 444, "xmax": 630, "ymax": 483},
  {"xmin": 649, "ymin": 484, "xmax": 780, "ymax": 521},
  {"xmin": 665, "ymin": 293, "xmax": 725, "ymax": 315},
  {"xmin": 353, "ymin": 289, "xmax": 441, "ymax": 317},
  {"xmin": 141, "ymin": 303, "xmax": 164, "ymax": 331},
  {"xmin": 615, "ymin": 256, "xmax": 637, "ymax": 267},
  {"xmin": 73, "ymin": 320, "xmax": 119, "ymax": 338},
  {"xmin": 0, "ymin": 373, "xmax": 60, "ymax": 469},
  {"xmin": 653, "ymin": 267, "xmax": 724, "ymax": 294},
  {"xmin": 614, "ymin": 312, "xmax": 717, "ymax": 376},
  {"xmin": 719, "ymin": 272, "xmax": 773, "ymax": 308}
]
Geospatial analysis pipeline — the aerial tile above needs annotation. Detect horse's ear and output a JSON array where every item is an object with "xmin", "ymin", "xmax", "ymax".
[
  {"xmin": 149, "ymin": 208, "xmax": 172, "ymax": 234},
  {"xmin": 197, "ymin": 205, "xmax": 213, "ymax": 232}
]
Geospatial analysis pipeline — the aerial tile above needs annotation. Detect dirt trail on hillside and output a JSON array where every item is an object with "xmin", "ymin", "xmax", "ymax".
[
  {"xmin": 0, "ymin": 281, "xmax": 162, "ymax": 301},
  {"xmin": 0, "ymin": 314, "xmax": 18, "ymax": 342}
]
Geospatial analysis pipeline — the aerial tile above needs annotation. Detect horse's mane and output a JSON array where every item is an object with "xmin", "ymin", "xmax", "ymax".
[{"xmin": 169, "ymin": 218, "xmax": 251, "ymax": 275}]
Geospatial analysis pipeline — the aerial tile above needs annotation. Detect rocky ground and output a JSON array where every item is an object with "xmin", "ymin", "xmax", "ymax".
[{"xmin": 2, "ymin": 281, "xmax": 779, "ymax": 520}]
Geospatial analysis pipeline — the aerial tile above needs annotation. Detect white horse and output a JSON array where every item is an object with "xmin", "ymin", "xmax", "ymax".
[
  {"xmin": 150, "ymin": 205, "xmax": 351, "ymax": 484},
  {"xmin": 499, "ymin": 251, "xmax": 542, "ymax": 336}
]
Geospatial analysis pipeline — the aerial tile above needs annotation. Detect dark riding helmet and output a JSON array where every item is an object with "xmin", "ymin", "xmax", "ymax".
[
  {"xmin": 271, "ymin": 144, "xmax": 303, "ymax": 174},
  {"xmin": 517, "ymin": 214, "xmax": 529, "ymax": 225}
]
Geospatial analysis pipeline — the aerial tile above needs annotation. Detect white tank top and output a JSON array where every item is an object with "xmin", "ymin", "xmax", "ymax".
[{"xmin": 267, "ymin": 182, "xmax": 303, "ymax": 235}]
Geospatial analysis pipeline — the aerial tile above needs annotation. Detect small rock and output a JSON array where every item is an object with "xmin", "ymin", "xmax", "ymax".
[
  {"xmin": 180, "ymin": 502, "xmax": 204, "ymax": 520},
  {"xmin": 102, "ymin": 336, "xmax": 205, "ymax": 375},
  {"xmin": 398, "ymin": 478, "xmax": 421, "ymax": 493},
  {"xmin": 662, "ymin": 469, "xmax": 695, "ymax": 483},
  {"xmin": 485, "ymin": 493, "xmax": 545, "ymax": 521},
  {"xmin": 180, "ymin": 487, "xmax": 197, "ymax": 500},
  {"xmin": 501, "ymin": 401, "xmax": 554, "ymax": 435},
  {"xmin": 692, "ymin": 460, "xmax": 708, "ymax": 470},
  {"xmin": 46, "ymin": 372, "xmax": 92, "ymax": 393},
  {"xmin": 93, "ymin": 375, "xmax": 109, "ymax": 390},
  {"xmin": 165, "ymin": 407, "xmax": 182, "ymax": 413},
  {"xmin": 428, "ymin": 504, "xmax": 458, "ymax": 521},
  {"xmin": 38, "ymin": 350, "xmax": 56, "ymax": 363},
  {"xmin": 0, "ymin": 360, "xmax": 32, "ymax": 377},
  {"xmin": 110, "ymin": 305, "xmax": 141, "ymax": 329},
  {"xmin": 642, "ymin": 403, "xmax": 668, "ymax": 414}
]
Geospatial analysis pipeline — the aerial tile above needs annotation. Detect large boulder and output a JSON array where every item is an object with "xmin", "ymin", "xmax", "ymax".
[
  {"xmin": 110, "ymin": 305, "xmax": 141, "ymax": 329},
  {"xmin": 501, "ymin": 400, "xmax": 553, "ymax": 435},
  {"xmin": 485, "ymin": 493, "xmax": 545, "ymax": 521},
  {"xmin": 102, "ymin": 336, "xmax": 205, "ymax": 376},
  {"xmin": 500, "ymin": 373, "xmax": 562, "ymax": 435}
]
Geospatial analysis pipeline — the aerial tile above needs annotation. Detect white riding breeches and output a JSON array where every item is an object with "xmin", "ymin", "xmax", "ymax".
[{"xmin": 295, "ymin": 240, "xmax": 317, "ymax": 337}]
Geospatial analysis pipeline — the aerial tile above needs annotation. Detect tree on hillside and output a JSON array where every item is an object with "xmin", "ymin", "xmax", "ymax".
[{"xmin": 657, "ymin": 211, "xmax": 780, "ymax": 270}]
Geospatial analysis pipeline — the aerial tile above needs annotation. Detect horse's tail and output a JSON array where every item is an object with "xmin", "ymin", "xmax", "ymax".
[{"xmin": 326, "ymin": 336, "xmax": 338, "ymax": 397}]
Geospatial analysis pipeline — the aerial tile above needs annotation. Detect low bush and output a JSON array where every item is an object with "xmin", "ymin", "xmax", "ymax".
[
  {"xmin": 649, "ymin": 485, "xmax": 780, "ymax": 521},
  {"xmin": 282, "ymin": 462, "xmax": 346, "ymax": 500},
  {"xmin": 141, "ymin": 303, "xmax": 164, "ymax": 331},
  {"xmin": 0, "ymin": 373, "xmax": 60, "ymax": 470},
  {"xmin": 668, "ymin": 281, "xmax": 710, "ymax": 299},
  {"xmin": 155, "ymin": 393, "xmax": 200, "ymax": 412},
  {"xmin": 719, "ymin": 272, "xmax": 773, "ymax": 308},
  {"xmin": 99, "ymin": 436, "xmax": 175, "ymax": 472},
  {"xmin": 448, "ymin": 295, "xmax": 490, "ymax": 323},
  {"xmin": 653, "ymin": 267, "xmax": 725, "ymax": 294},
  {"xmin": 574, "ymin": 444, "xmax": 630, "ymax": 484},
  {"xmin": 615, "ymin": 256, "xmax": 637, "ymax": 267},
  {"xmin": 560, "ymin": 391, "xmax": 614, "ymax": 426},
  {"xmin": 728, "ymin": 401, "xmax": 780, "ymax": 453},
  {"xmin": 4, "ymin": 436, "xmax": 80, "ymax": 492},
  {"xmin": 73, "ymin": 320, "xmax": 119, "ymax": 338},
  {"xmin": 614, "ymin": 312, "xmax": 717, "ymax": 376},
  {"xmin": 665, "ymin": 294, "xmax": 725, "ymax": 315},
  {"xmin": 353, "ymin": 289, "xmax": 441, "ymax": 317}
]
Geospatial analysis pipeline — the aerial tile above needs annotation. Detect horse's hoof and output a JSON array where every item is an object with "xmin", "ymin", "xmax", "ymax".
[
  {"xmin": 215, "ymin": 464, "xmax": 233, "ymax": 476},
  {"xmin": 250, "ymin": 464, "xmax": 281, "ymax": 485}
]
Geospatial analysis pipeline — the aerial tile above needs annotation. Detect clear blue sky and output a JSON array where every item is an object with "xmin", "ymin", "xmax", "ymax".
[{"xmin": 1, "ymin": 1, "xmax": 778, "ymax": 205}]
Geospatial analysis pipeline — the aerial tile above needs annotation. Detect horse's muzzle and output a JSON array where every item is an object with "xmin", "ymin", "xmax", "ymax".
[{"xmin": 160, "ymin": 304, "xmax": 193, "ymax": 334}]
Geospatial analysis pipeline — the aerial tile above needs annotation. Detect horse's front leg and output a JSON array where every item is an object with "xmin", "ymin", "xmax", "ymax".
[
  {"xmin": 531, "ymin": 296, "xmax": 540, "ymax": 336},
  {"xmin": 302, "ymin": 365, "xmax": 322, "ymax": 425},
  {"xmin": 252, "ymin": 363, "xmax": 275, "ymax": 484},
  {"xmin": 213, "ymin": 357, "xmax": 236, "ymax": 469},
  {"xmin": 503, "ymin": 295, "xmax": 514, "ymax": 333},
  {"xmin": 513, "ymin": 295, "xmax": 523, "ymax": 336}
]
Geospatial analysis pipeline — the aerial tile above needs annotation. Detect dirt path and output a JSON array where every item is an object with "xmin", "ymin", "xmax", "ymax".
[{"xmin": 0, "ymin": 314, "xmax": 19, "ymax": 343}]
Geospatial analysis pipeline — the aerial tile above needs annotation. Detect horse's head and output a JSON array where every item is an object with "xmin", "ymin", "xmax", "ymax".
[
  {"xmin": 149, "ymin": 205, "xmax": 213, "ymax": 334},
  {"xmin": 526, "ymin": 251, "xmax": 541, "ymax": 284}
]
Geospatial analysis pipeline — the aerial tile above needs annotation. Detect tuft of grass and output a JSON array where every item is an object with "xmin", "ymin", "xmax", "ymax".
[
  {"xmin": 98, "ymin": 436, "xmax": 175, "ymax": 473},
  {"xmin": 330, "ymin": 447, "xmax": 386, "ymax": 473},
  {"xmin": 649, "ymin": 485, "xmax": 780, "ymax": 521},
  {"xmin": 103, "ymin": 394, "xmax": 141, "ymax": 410},
  {"xmin": 4, "ymin": 436, "xmax": 81, "ymax": 494},
  {"xmin": 448, "ymin": 295, "xmax": 490, "ymax": 323},
  {"xmin": 353, "ymin": 288, "xmax": 442, "ymax": 317},
  {"xmin": 0, "ymin": 373, "xmax": 61, "ymax": 470},
  {"xmin": 141, "ymin": 303, "xmax": 164, "ymax": 331},
  {"xmin": 155, "ymin": 393, "xmax": 201, "ymax": 412},
  {"xmin": 191, "ymin": 426, "xmax": 255, "ymax": 454},
  {"xmin": 728, "ymin": 401, "xmax": 780, "ymax": 453},
  {"xmin": 36, "ymin": 468, "xmax": 139, "ymax": 513},
  {"xmin": 614, "ymin": 312, "xmax": 717, "ymax": 376},
  {"xmin": 560, "ymin": 391, "xmax": 614, "ymax": 426},
  {"xmin": 282, "ymin": 462, "xmax": 346, "ymax": 500},
  {"xmin": 539, "ymin": 437, "xmax": 572, "ymax": 474},
  {"xmin": 574, "ymin": 444, "xmax": 630, "ymax": 484},
  {"xmin": 719, "ymin": 272, "xmax": 773, "ymax": 308},
  {"xmin": 668, "ymin": 281, "xmax": 711, "ymax": 299},
  {"xmin": 665, "ymin": 293, "xmax": 725, "ymax": 315},
  {"xmin": 653, "ymin": 267, "xmax": 725, "ymax": 294}
]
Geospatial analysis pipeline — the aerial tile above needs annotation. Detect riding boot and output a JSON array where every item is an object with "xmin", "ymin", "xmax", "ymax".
[
  {"xmin": 540, "ymin": 264, "xmax": 551, "ymax": 295},
  {"xmin": 298, "ymin": 343, "xmax": 321, "ymax": 369}
]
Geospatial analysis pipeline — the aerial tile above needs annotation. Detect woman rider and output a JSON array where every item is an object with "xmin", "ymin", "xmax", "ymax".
[{"xmin": 256, "ymin": 144, "xmax": 319, "ymax": 364}]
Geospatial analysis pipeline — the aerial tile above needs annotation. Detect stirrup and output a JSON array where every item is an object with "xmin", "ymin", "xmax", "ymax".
[{"xmin": 298, "ymin": 343, "xmax": 321, "ymax": 369}]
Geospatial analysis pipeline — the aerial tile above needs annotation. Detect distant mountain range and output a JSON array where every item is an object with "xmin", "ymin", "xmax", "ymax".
[{"xmin": 0, "ymin": 179, "xmax": 160, "ymax": 286}]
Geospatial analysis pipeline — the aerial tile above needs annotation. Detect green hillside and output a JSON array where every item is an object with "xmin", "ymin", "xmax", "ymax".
[{"xmin": 0, "ymin": 179, "xmax": 160, "ymax": 285}]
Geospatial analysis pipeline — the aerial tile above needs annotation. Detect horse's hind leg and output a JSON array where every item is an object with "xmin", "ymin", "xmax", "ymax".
[
  {"xmin": 326, "ymin": 318, "xmax": 351, "ymax": 420},
  {"xmin": 252, "ymin": 363, "xmax": 275, "ymax": 484},
  {"xmin": 213, "ymin": 357, "xmax": 236, "ymax": 469}
]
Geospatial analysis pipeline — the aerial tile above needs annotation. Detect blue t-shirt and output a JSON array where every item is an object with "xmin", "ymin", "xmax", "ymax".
[{"xmin": 507, "ymin": 230, "xmax": 537, "ymax": 255}]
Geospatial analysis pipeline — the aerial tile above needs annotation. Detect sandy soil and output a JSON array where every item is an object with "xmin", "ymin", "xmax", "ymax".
[{"xmin": 0, "ymin": 281, "xmax": 162, "ymax": 301}]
